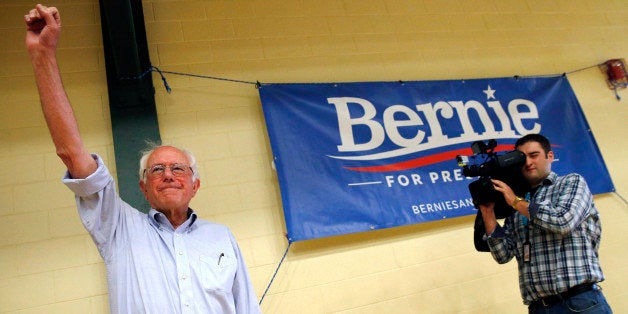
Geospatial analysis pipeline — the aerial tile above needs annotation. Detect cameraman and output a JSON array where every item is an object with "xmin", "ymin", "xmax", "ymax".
[{"xmin": 478, "ymin": 134, "xmax": 612, "ymax": 313}]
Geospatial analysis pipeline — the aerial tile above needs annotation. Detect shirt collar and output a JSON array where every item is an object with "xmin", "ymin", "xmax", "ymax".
[
  {"xmin": 148, "ymin": 208, "xmax": 198, "ymax": 231},
  {"xmin": 528, "ymin": 172, "xmax": 556, "ymax": 198},
  {"xmin": 543, "ymin": 171, "xmax": 558, "ymax": 186}
]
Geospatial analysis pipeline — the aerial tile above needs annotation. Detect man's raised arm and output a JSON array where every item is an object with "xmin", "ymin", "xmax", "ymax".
[{"xmin": 25, "ymin": 4, "xmax": 96, "ymax": 179}]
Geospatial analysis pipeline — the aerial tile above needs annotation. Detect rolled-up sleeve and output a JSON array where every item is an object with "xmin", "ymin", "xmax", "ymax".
[
  {"xmin": 62, "ymin": 154, "xmax": 123, "ymax": 260},
  {"xmin": 62, "ymin": 154, "xmax": 112, "ymax": 197}
]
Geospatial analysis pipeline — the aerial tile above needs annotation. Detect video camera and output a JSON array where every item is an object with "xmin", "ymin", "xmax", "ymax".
[{"xmin": 456, "ymin": 139, "xmax": 527, "ymax": 251}]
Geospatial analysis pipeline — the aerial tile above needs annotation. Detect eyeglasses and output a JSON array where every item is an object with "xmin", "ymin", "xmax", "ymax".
[{"xmin": 144, "ymin": 163, "xmax": 193, "ymax": 178}]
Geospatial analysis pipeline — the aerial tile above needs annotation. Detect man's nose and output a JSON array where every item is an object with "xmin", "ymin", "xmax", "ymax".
[
  {"xmin": 525, "ymin": 156, "xmax": 534, "ymax": 165},
  {"xmin": 162, "ymin": 167, "xmax": 175, "ymax": 178}
]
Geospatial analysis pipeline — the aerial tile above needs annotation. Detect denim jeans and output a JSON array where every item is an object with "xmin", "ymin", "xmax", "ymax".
[{"xmin": 528, "ymin": 289, "xmax": 612, "ymax": 314}]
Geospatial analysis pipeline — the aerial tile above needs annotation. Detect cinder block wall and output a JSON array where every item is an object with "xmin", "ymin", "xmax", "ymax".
[{"xmin": 1, "ymin": 1, "xmax": 626, "ymax": 313}]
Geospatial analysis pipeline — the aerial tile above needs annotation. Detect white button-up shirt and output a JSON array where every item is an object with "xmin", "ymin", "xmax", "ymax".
[{"xmin": 63, "ymin": 155, "xmax": 261, "ymax": 313}]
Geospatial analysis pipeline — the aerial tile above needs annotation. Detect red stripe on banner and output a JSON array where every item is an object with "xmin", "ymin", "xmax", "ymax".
[{"xmin": 344, "ymin": 144, "xmax": 514, "ymax": 172}]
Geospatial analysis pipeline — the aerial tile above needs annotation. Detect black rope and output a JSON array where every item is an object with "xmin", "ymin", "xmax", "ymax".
[
  {"xmin": 259, "ymin": 240, "xmax": 292, "ymax": 305},
  {"xmin": 151, "ymin": 66, "xmax": 171, "ymax": 93},
  {"xmin": 118, "ymin": 67, "xmax": 154, "ymax": 81},
  {"xmin": 614, "ymin": 191, "xmax": 628, "ymax": 206},
  {"xmin": 115, "ymin": 66, "xmax": 261, "ymax": 93},
  {"xmin": 565, "ymin": 63, "xmax": 603, "ymax": 75},
  {"xmin": 143, "ymin": 62, "xmax": 620, "ymax": 100},
  {"xmin": 510, "ymin": 63, "xmax": 603, "ymax": 80},
  {"xmin": 158, "ymin": 69, "xmax": 258, "ymax": 85},
  {"xmin": 154, "ymin": 67, "xmax": 257, "ymax": 87}
]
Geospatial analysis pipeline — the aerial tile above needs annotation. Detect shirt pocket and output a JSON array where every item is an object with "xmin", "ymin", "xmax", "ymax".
[{"xmin": 199, "ymin": 253, "xmax": 236, "ymax": 292}]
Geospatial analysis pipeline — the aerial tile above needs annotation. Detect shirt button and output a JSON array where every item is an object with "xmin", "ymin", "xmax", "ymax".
[{"xmin": 179, "ymin": 251, "xmax": 183, "ymax": 255}]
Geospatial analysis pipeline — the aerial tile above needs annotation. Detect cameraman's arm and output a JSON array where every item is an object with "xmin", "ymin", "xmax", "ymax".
[
  {"xmin": 479, "ymin": 203, "xmax": 516, "ymax": 264},
  {"xmin": 478, "ymin": 203, "xmax": 498, "ymax": 235}
]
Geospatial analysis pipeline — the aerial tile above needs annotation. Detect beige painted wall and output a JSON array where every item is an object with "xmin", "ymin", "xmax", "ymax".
[{"xmin": 1, "ymin": 1, "xmax": 626, "ymax": 313}]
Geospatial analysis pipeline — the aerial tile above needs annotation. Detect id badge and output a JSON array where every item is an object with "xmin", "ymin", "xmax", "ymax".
[{"xmin": 523, "ymin": 241, "xmax": 530, "ymax": 262}]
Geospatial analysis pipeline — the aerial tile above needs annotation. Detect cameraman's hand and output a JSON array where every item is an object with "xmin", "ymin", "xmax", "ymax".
[
  {"xmin": 492, "ymin": 179, "xmax": 530, "ymax": 218},
  {"xmin": 490, "ymin": 179, "xmax": 515, "ymax": 207}
]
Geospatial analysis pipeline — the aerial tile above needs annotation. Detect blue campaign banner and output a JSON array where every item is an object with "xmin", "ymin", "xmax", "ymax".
[{"xmin": 259, "ymin": 76, "xmax": 614, "ymax": 242}]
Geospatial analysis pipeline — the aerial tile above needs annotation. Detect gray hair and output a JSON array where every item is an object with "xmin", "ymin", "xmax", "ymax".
[{"xmin": 138, "ymin": 142, "xmax": 200, "ymax": 183}]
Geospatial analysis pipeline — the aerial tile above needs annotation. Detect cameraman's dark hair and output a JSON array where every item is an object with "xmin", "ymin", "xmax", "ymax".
[{"xmin": 515, "ymin": 134, "xmax": 551, "ymax": 156}]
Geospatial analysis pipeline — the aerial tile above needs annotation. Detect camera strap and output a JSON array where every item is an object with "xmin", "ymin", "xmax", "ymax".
[{"xmin": 523, "ymin": 191, "xmax": 532, "ymax": 263}]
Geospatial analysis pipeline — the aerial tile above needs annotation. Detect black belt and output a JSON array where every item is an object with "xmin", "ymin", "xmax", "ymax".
[{"xmin": 530, "ymin": 283, "xmax": 597, "ymax": 307}]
